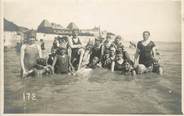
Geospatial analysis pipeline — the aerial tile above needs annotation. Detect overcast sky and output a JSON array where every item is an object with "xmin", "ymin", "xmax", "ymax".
[{"xmin": 4, "ymin": 0, "xmax": 181, "ymax": 42}]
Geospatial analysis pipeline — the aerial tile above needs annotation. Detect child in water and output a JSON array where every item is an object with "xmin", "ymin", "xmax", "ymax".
[
  {"xmin": 87, "ymin": 57, "xmax": 101, "ymax": 69},
  {"xmin": 33, "ymin": 58, "xmax": 54, "ymax": 77},
  {"xmin": 111, "ymin": 51, "xmax": 136, "ymax": 76},
  {"xmin": 152, "ymin": 49, "xmax": 163, "ymax": 75},
  {"xmin": 121, "ymin": 60, "xmax": 136, "ymax": 76},
  {"xmin": 52, "ymin": 48, "xmax": 74, "ymax": 74}
]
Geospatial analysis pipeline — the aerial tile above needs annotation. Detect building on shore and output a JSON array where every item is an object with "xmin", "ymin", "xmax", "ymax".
[{"xmin": 37, "ymin": 19, "xmax": 101, "ymax": 36}]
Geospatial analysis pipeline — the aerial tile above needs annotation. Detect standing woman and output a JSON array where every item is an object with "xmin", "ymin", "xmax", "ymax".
[{"xmin": 134, "ymin": 31, "xmax": 163, "ymax": 75}]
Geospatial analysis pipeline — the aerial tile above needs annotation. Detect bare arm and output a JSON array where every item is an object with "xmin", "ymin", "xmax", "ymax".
[
  {"xmin": 37, "ymin": 44, "xmax": 42, "ymax": 58},
  {"xmin": 134, "ymin": 48, "xmax": 140, "ymax": 64},
  {"xmin": 101, "ymin": 45, "xmax": 105, "ymax": 56},
  {"xmin": 111, "ymin": 61, "xmax": 115, "ymax": 72},
  {"xmin": 20, "ymin": 45, "xmax": 26, "ymax": 73},
  {"xmin": 52, "ymin": 56, "xmax": 57, "ymax": 67},
  {"xmin": 152, "ymin": 46, "xmax": 156, "ymax": 57}
]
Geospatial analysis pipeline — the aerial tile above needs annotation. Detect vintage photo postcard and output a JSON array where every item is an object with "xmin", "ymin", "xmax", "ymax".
[{"xmin": 1, "ymin": 0, "xmax": 183, "ymax": 115}]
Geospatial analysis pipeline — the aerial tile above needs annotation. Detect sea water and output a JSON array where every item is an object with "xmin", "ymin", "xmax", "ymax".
[{"xmin": 4, "ymin": 41, "xmax": 181, "ymax": 114}]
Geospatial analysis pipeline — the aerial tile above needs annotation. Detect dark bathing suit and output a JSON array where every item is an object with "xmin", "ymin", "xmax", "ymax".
[
  {"xmin": 54, "ymin": 55, "xmax": 70, "ymax": 74},
  {"xmin": 137, "ymin": 41, "xmax": 155, "ymax": 67},
  {"xmin": 114, "ymin": 61, "xmax": 123, "ymax": 71},
  {"xmin": 71, "ymin": 38, "xmax": 81, "ymax": 68},
  {"xmin": 90, "ymin": 45, "xmax": 102, "ymax": 63},
  {"xmin": 41, "ymin": 42, "xmax": 45, "ymax": 50}
]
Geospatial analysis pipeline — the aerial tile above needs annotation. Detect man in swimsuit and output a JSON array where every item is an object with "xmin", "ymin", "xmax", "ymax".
[
  {"xmin": 68, "ymin": 29, "xmax": 85, "ymax": 70},
  {"xmin": 20, "ymin": 30, "xmax": 42, "ymax": 78},
  {"xmin": 103, "ymin": 46, "xmax": 116, "ymax": 71},
  {"xmin": 101, "ymin": 34, "xmax": 113, "ymax": 55},
  {"xmin": 111, "ymin": 35, "xmax": 125, "ymax": 52},
  {"xmin": 89, "ymin": 37, "xmax": 103, "ymax": 63},
  {"xmin": 101, "ymin": 49, "xmax": 110, "ymax": 68},
  {"xmin": 134, "ymin": 31, "xmax": 163, "ymax": 75}
]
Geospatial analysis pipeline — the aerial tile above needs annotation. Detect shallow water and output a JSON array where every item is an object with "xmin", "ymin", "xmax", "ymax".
[{"xmin": 4, "ymin": 42, "xmax": 181, "ymax": 114}]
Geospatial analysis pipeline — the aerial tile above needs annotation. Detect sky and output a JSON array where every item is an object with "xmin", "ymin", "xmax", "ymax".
[{"xmin": 3, "ymin": 0, "xmax": 182, "ymax": 42}]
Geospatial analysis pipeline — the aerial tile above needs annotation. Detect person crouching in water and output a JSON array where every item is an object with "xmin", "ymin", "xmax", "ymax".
[
  {"xmin": 101, "ymin": 49, "xmax": 110, "ymax": 68},
  {"xmin": 89, "ymin": 37, "xmax": 103, "ymax": 63},
  {"xmin": 52, "ymin": 48, "xmax": 74, "ymax": 74},
  {"xmin": 102, "ymin": 46, "xmax": 116, "ymax": 71},
  {"xmin": 121, "ymin": 60, "xmax": 136, "ymax": 76},
  {"xmin": 87, "ymin": 56, "xmax": 101, "ymax": 69},
  {"xmin": 111, "ymin": 51, "xmax": 136, "ymax": 76},
  {"xmin": 20, "ymin": 30, "xmax": 42, "ymax": 78}
]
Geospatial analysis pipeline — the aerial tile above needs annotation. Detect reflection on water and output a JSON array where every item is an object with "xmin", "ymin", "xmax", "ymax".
[{"xmin": 4, "ymin": 42, "xmax": 181, "ymax": 114}]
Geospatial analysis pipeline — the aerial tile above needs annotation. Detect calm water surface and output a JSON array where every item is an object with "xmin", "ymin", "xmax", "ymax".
[{"xmin": 4, "ymin": 42, "xmax": 181, "ymax": 114}]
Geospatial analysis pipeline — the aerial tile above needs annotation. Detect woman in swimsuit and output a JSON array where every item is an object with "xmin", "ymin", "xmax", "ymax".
[{"xmin": 134, "ymin": 31, "xmax": 163, "ymax": 75}]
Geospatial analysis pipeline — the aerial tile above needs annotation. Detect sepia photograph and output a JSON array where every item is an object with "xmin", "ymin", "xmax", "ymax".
[{"xmin": 2, "ymin": 0, "xmax": 183, "ymax": 114}]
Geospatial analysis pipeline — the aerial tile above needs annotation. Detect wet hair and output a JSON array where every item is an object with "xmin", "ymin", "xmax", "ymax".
[{"xmin": 143, "ymin": 31, "xmax": 150, "ymax": 36}]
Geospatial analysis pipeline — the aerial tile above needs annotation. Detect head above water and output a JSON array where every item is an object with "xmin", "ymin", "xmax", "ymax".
[
  {"xmin": 72, "ymin": 29, "xmax": 79, "ymax": 38},
  {"xmin": 24, "ymin": 30, "xmax": 37, "ymax": 44},
  {"xmin": 106, "ymin": 34, "xmax": 111, "ymax": 40},
  {"xmin": 116, "ymin": 53, "xmax": 123, "ymax": 60},
  {"xmin": 92, "ymin": 57, "xmax": 99, "ymax": 65},
  {"xmin": 115, "ymin": 35, "xmax": 122, "ymax": 44},
  {"xmin": 123, "ymin": 60, "xmax": 131, "ymax": 71},
  {"xmin": 109, "ymin": 47, "xmax": 116, "ymax": 56},
  {"xmin": 143, "ymin": 31, "xmax": 150, "ymax": 41}
]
